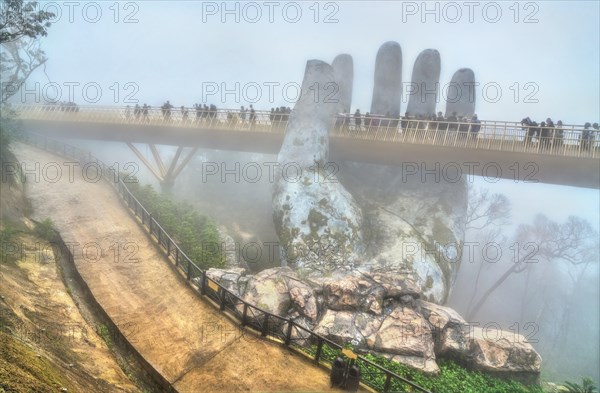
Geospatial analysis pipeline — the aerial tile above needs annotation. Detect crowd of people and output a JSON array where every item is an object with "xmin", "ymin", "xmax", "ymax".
[
  {"xmin": 46, "ymin": 101, "xmax": 595, "ymax": 151},
  {"xmin": 521, "ymin": 117, "xmax": 599, "ymax": 150},
  {"xmin": 123, "ymin": 102, "xmax": 291, "ymax": 130},
  {"xmin": 335, "ymin": 110, "xmax": 482, "ymax": 139}
]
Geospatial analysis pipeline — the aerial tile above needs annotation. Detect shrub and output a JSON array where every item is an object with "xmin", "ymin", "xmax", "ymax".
[
  {"xmin": 122, "ymin": 175, "xmax": 225, "ymax": 271},
  {"xmin": 34, "ymin": 218, "xmax": 57, "ymax": 242}
]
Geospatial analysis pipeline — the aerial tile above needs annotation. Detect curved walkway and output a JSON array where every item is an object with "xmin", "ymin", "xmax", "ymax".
[{"xmin": 14, "ymin": 142, "xmax": 338, "ymax": 393}]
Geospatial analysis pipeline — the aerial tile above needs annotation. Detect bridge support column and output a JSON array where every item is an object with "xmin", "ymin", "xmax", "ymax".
[{"xmin": 126, "ymin": 143, "xmax": 198, "ymax": 190}]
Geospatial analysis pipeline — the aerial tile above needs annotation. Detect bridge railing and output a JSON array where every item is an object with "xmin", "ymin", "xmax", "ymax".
[
  {"xmin": 13, "ymin": 104, "xmax": 599, "ymax": 159},
  {"xmin": 330, "ymin": 117, "xmax": 599, "ymax": 159},
  {"xmin": 19, "ymin": 131, "xmax": 433, "ymax": 393},
  {"xmin": 14, "ymin": 103, "xmax": 289, "ymax": 133}
]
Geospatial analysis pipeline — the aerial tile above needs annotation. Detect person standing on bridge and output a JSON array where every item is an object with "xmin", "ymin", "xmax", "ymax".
[
  {"xmin": 354, "ymin": 109, "xmax": 362, "ymax": 131},
  {"xmin": 543, "ymin": 118, "xmax": 555, "ymax": 150},
  {"xmin": 181, "ymin": 106, "xmax": 189, "ymax": 121},
  {"xmin": 581, "ymin": 122, "xmax": 593, "ymax": 151},
  {"xmin": 240, "ymin": 106, "xmax": 247, "ymax": 123},
  {"xmin": 469, "ymin": 114, "xmax": 481, "ymax": 141},
  {"xmin": 554, "ymin": 120, "xmax": 564, "ymax": 149},
  {"xmin": 142, "ymin": 104, "xmax": 149, "ymax": 122},
  {"xmin": 249, "ymin": 104, "xmax": 256, "ymax": 129}
]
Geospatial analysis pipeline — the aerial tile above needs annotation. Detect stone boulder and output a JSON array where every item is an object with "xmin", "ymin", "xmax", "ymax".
[
  {"xmin": 313, "ymin": 309, "xmax": 383, "ymax": 347},
  {"xmin": 202, "ymin": 267, "xmax": 542, "ymax": 382},
  {"xmin": 417, "ymin": 300, "xmax": 470, "ymax": 355},
  {"xmin": 366, "ymin": 306, "xmax": 439, "ymax": 374},
  {"xmin": 205, "ymin": 267, "xmax": 247, "ymax": 296},
  {"xmin": 468, "ymin": 327, "xmax": 542, "ymax": 385},
  {"xmin": 323, "ymin": 276, "xmax": 385, "ymax": 315},
  {"xmin": 207, "ymin": 267, "xmax": 318, "ymax": 323}
]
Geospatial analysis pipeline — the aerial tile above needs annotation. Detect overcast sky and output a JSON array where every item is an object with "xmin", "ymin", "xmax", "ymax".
[{"xmin": 19, "ymin": 0, "xmax": 600, "ymax": 228}]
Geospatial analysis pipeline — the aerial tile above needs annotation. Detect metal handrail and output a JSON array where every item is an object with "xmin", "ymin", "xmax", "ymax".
[
  {"xmin": 20, "ymin": 131, "xmax": 433, "ymax": 393},
  {"xmin": 13, "ymin": 104, "xmax": 600, "ymax": 159}
]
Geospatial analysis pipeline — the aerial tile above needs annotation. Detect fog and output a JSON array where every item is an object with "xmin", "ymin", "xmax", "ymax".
[
  {"xmin": 58, "ymin": 136, "xmax": 599, "ymax": 384},
  {"xmin": 8, "ymin": 0, "xmax": 600, "ymax": 387}
]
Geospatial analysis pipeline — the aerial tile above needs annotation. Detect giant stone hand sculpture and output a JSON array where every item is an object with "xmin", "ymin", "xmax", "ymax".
[{"xmin": 273, "ymin": 42, "xmax": 471, "ymax": 304}]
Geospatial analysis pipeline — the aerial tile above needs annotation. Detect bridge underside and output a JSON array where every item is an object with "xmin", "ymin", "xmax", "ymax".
[{"xmin": 22, "ymin": 120, "xmax": 600, "ymax": 189}]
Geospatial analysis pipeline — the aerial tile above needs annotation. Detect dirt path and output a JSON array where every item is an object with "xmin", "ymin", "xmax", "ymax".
[
  {"xmin": 0, "ymin": 231, "xmax": 141, "ymax": 392},
  {"xmin": 14, "ymin": 143, "xmax": 338, "ymax": 393}
]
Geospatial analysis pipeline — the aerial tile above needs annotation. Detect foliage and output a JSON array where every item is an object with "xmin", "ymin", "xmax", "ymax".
[
  {"xmin": 124, "ymin": 175, "xmax": 225, "ymax": 271},
  {"xmin": 1, "ymin": 1, "xmax": 55, "ymax": 103},
  {"xmin": 0, "ymin": 222, "xmax": 20, "ymax": 263},
  {"xmin": 33, "ymin": 217, "xmax": 56, "ymax": 242},
  {"xmin": 0, "ymin": 0, "xmax": 54, "ymax": 43},
  {"xmin": 311, "ymin": 344, "xmax": 544, "ymax": 393},
  {"xmin": 95, "ymin": 324, "xmax": 112, "ymax": 348},
  {"xmin": 561, "ymin": 378, "xmax": 598, "ymax": 393},
  {"xmin": 0, "ymin": 105, "xmax": 21, "ymax": 167}
]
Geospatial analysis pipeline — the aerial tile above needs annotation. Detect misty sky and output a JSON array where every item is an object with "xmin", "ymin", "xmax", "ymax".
[{"xmin": 17, "ymin": 0, "xmax": 600, "ymax": 229}]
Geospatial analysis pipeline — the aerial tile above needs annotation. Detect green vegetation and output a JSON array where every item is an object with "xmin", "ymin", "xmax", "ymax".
[
  {"xmin": 95, "ymin": 324, "xmax": 112, "ymax": 349},
  {"xmin": 0, "ymin": 223, "xmax": 19, "ymax": 263},
  {"xmin": 125, "ymin": 177, "xmax": 225, "ymax": 271},
  {"xmin": 561, "ymin": 378, "xmax": 598, "ymax": 393},
  {"xmin": 33, "ymin": 218, "xmax": 57, "ymax": 242},
  {"xmin": 309, "ymin": 344, "xmax": 545, "ymax": 393}
]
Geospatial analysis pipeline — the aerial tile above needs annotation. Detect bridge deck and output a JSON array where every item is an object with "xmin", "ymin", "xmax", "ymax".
[{"xmin": 15, "ymin": 105, "xmax": 600, "ymax": 189}]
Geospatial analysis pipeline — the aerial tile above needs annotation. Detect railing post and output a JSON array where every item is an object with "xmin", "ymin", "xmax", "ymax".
[
  {"xmin": 383, "ymin": 372, "xmax": 392, "ymax": 393},
  {"xmin": 285, "ymin": 320, "xmax": 293, "ymax": 346},
  {"xmin": 219, "ymin": 287, "xmax": 226, "ymax": 311},
  {"xmin": 175, "ymin": 247, "xmax": 179, "ymax": 267},
  {"xmin": 261, "ymin": 314, "xmax": 269, "ymax": 337},
  {"xmin": 186, "ymin": 258, "xmax": 191, "ymax": 280},
  {"xmin": 314, "ymin": 337, "xmax": 323, "ymax": 362},
  {"xmin": 200, "ymin": 270, "xmax": 206, "ymax": 295},
  {"xmin": 242, "ymin": 303, "xmax": 248, "ymax": 326}
]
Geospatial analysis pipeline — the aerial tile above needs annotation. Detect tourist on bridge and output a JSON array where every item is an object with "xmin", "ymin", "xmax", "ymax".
[
  {"xmin": 554, "ymin": 120, "xmax": 564, "ymax": 148},
  {"xmin": 436, "ymin": 111, "xmax": 446, "ymax": 133},
  {"xmin": 209, "ymin": 104, "xmax": 217, "ymax": 120},
  {"xmin": 521, "ymin": 117, "xmax": 539, "ymax": 145},
  {"xmin": 142, "ymin": 104, "xmax": 150, "ymax": 121},
  {"xmin": 181, "ymin": 105, "xmax": 189, "ymax": 120},
  {"xmin": 365, "ymin": 112, "xmax": 372, "ymax": 128},
  {"xmin": 593, "ymin": 123, "xmax": 600, "ymax": 149},
  {"xmin": 249, "ymin": 104, "xmax": 256, "ymax": 128},
  {"xmin": 354, "ymin": 109, "xmax": 362, "ymax": 131},
  {"xmin": 161, "ymin": 100, "xmax": 173, "ymax": 120},
  {"xmin": 542, "ymin": 118, "xmax": 555, "ymax": 149},
  {"xmin": 581, "ymin": 122, "xmax": 593, "ymax": 150},
  {"xmin": 240, "ymin": 106, "xmax": 247, "ymax": 122},
  {"xmin": 469, "ymin": 114, "xmax": 481, "ymax": 141},
  {"xmin": 401, "ymin": 111, "xmax": 411, "ymax": 132},
  {"xmin": 194, "ymin": 104, "xmax": 202, "ymax": 121},
  {"xmin": 447, "ymin": 112, "xmax": 458, "ymax": 132},
  {"xmin": 125, "ymin": 105, "xmax": 131, "ymax": 120}
]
